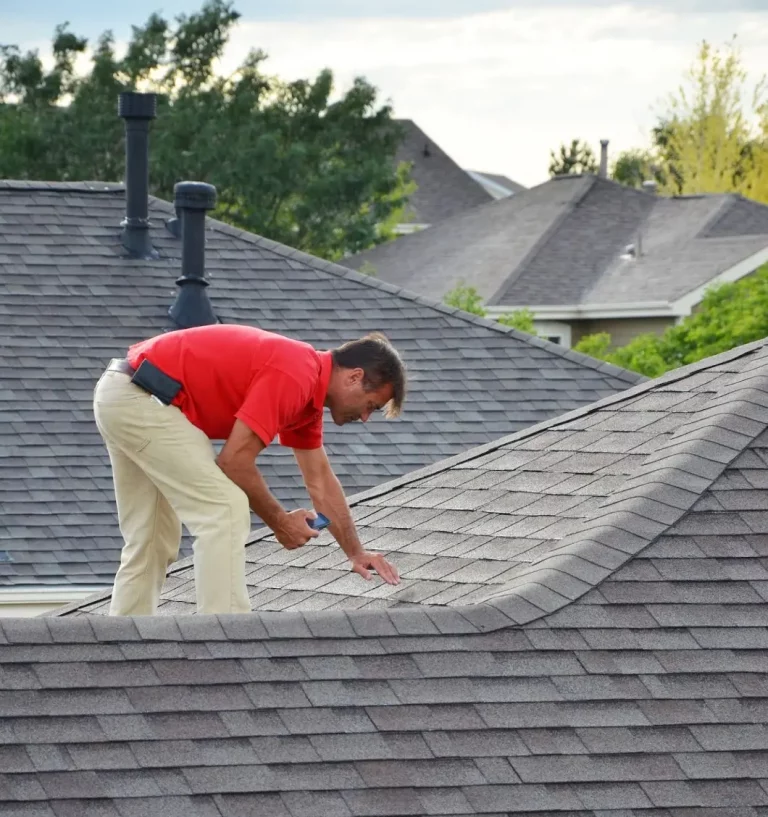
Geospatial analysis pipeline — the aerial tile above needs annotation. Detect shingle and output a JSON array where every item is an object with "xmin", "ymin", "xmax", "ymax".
[
  {"xmin": 279, "ymin": 707, "xmax": 377, "ymax": 735},
  {"xmin": 637, "ymin": 700, "xmax": 719, "ymax": 725},
  {"xmin": 281, "ymin": 790, "xmax": 353, "ymax": 817},
  {"xmin": 511, "ymin": 752, "xmax": 686, "ymax": 783},
  {"xmin": 341, "ymin": 786, "xmax": 424, "ymax": 815},
  {"xmin": 115, "ymin": 796, "xmax": 222, "ymax": 817},
  {"xmin": 250, "ymin": 735, "xmax": 321, "ymax": 764},
  {"xmin": 354, "ymin": 757, "xmax": 484, "ymax": 788},
  {"xmin": 477, "ymin": 701, "xmax": 650, "ymax": 728},
  {"xmin": 518, "ymin": 727, "xmax": 589, "ymax": 755},
  {"xmin": 366, "ymin": 703, "xmax": 486, "ymax": 732},
  {"xmin": 641, "ymin": 779, "xmax": 768, "ymax": 808},
  {"xmin": 573, "ymin": 782, "xmax": 654, "ymax": 810},
  {"xmin": 690, "ymin": 724, "xmax": 768, "ymax": 750},
  {"xmin": 209, "ymin": 793, "xmax": 289, "ymax": 817},
  {"xmin": 424, "ymin": 728, "xmax": 529, "ymax": 758},
  {"xmin": 416, "ymin": 786, "xmax": 475, "ymax": 814},
  {"xmin": 463, "ymin": 782, "xmax": 584, "ymax": 812}
]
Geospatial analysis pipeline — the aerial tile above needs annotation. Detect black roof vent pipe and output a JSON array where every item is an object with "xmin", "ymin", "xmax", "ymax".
[
  {"xmin": 118, "ymin": 91, "xmax": 159, "ymax": 259},
  {"xmin": 168, "ymin": 181, "xmax": 219, "ymax": 329}
]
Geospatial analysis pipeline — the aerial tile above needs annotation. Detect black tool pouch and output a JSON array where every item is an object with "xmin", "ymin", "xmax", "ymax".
[{"xmin": 130, "ymin": 360, "xmax": 183, "ymax": 405}]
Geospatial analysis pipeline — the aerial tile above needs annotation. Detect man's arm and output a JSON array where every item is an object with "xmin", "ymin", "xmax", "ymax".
[
  {"xmin": 293, "ymin": 446, "xmax": 400, "ymax": 585},
  {"xmin": 217, "ymin": 419, "xmax": 319, "ymax": 549}
]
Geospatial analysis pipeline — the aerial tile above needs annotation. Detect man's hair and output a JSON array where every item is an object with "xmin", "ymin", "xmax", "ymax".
[{"xmin": 331, "ymin": 332, "xmax": 407, "ymax": 418}]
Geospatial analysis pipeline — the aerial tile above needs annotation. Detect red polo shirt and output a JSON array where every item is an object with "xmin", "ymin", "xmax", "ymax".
[{"xmin": 126, "ymin": 324, "xmax": 332, "ymax": 448}]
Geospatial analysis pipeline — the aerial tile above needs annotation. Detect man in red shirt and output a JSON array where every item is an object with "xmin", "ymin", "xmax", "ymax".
[{"xmin": 92, "ymin": 324, "xmax": 406, "ymax": 616}]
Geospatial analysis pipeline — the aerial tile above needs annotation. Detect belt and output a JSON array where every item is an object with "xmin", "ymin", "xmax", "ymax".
[{"xmin": 107, "ymin": 358, "xmax": 136, "ymax": 376}]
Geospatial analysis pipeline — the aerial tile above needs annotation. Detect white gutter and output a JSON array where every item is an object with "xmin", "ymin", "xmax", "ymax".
[
  {"xmin": 486, "ymin": 301, "xmax": 676, "ymax": 321},
  {"xmin": 0, "ymin": 586, "xmax": 107, "ymax": 602},
  {"xmin": 0, "ymin": 586, "xmax": 109, "ymax": 617}
]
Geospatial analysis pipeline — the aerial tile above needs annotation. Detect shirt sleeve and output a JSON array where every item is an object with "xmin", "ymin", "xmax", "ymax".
[
  {"xmin": 235, "ymin": 367, "xmax": 311, "ymax": 447},
  {"xmin": 278, "ymin": 412, "xmax": 324, "ymax": 450}
]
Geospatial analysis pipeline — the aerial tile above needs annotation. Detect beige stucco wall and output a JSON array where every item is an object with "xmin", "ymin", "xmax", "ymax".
[{"xmin": 570, "ymin": 317, "xmax": 675, "ymax": 348}]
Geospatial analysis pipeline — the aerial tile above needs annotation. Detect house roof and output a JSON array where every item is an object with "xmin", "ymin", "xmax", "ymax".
[
  {"xmin": 468, "ymin": 171, "xmax": 527, "ymax": 197},
  {"xmin": 0, "ymin": 180, "xmax": 642, "ymax": 591},
  {"xmin": 3, "ymin": 336, "xmax": 767, "ymax": 815},
  {"xmin": 344, "ymin": 174, "xmax": 768, "ymax": 310},
  {"xmin": 393, "ymin": 119, "xmax": 493, "ymax": 224}
]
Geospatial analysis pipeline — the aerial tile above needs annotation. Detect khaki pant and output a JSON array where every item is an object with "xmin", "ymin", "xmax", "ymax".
[{"xmin": 92, "ymin": 365, "xmax": 252, "ymax": 616}]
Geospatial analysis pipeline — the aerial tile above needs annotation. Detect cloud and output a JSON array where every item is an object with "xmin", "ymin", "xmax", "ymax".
[
  {"xmin": 220, "ymin": 6, "xmax": 768, "ymax": 186},
  {"xmin": 14, "ymin": 3, "xmax": 768, "ymax": 189}
]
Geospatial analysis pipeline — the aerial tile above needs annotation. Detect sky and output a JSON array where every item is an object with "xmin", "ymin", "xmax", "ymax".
[{"xmin": 6, "ymin": 1, "xmax": 768, "ymax": 187}]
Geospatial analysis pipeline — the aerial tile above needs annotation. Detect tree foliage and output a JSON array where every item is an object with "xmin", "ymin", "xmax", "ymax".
[
  {"xmin": 658, "ymin": 37, "xmax": 768, "ymax": 201},
  {"xmin": 443, "ymin": 282, "xmax": 487, "ymax": 316},
  {"xmin": 0, "ymin": 1, "xmax": 415, "ymax": 260},
  {"xmin": 443, "ymin": 283, "xmax": 538, "ymax": 335},
  {"xmin": 548, "ymin": 139, "xmax": 598, "ymax": 176},
  {"xmin": 497, "ymin": 307, "xmax": 537, "ymax": 334},
  {"xmin": 573, "ymin": 265, "xmax": 768, "ymax": 377},
  {"xmin": 610, "ymin": 37, "xmax": 768, "ymax": 202}
]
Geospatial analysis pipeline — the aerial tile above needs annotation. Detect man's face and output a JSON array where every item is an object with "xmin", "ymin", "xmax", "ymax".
[{"xmin": 328, "ymin": 369, "xmax": 394, "ymax": 426}]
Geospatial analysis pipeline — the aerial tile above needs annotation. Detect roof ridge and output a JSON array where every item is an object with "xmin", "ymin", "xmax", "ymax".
[
  {"xmin": 460, "ymin": 363, "xmax": 768, "ymax": 629},
  {"xmin": 310, "ymin": 335, "xmax": 768, "ymax": 507},
  {"xmin": 184, "ymin": 198, "xmax": 644, "ymax": 387},
  {"xmin": 694, "ymin": 194, "xmax": 738, "ymax": 238},
  {"xmin": 485, "ymin": 175, "xmax": 597, "ymax": 306},
  {"xmin": 0, "ymin": 180, "xmax": 124, "ymax": 193}
]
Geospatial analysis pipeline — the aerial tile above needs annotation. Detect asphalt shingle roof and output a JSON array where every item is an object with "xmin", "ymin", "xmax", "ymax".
[
  {"xmin": 0, "ymin": 337, "xmax": 765, "ymax": 815},
  {"xmin": 0, "ymin": 180, "xmax": 642, "ymax": 589},
  {"xmin": 394, "ymin": 119, "xmax": 493, "ymax": 223},
  {"xmin": 343, "ymin": 174, "xmax": 768, "ymax": 308}
]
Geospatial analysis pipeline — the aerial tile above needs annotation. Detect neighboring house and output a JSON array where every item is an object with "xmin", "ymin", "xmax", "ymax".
[
  {"xmin": 346, "ymin": 172, "xmax": 768, "ymax": 348},
  {"xmin": 3, "ymin": 337, "xmax": 766, "ymax": 815},
  {"xmin": 467, "ymin": 169, "xmax": 527, "ymax": 200},
  {"xmin": 392, "ymin": 119, "xmax": 524, "ymax": 233},
  {"xmin": 0, "ymin": 96, "xmax": 637, "ymax": 616}
]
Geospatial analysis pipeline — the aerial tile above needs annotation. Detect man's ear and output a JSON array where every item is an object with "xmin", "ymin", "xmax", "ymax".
[{"xmin": 347, "ymin": 367, "xmax": 366, "ymax": 386}]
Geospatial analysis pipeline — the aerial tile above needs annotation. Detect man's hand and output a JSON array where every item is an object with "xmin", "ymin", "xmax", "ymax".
[
  {"xmin": 350, "ymin": 550, "xmax": 400, "ymax": 585},
  {"xmin": 274, "ymin": 509, "xmax": 320, "ymax": 550}
]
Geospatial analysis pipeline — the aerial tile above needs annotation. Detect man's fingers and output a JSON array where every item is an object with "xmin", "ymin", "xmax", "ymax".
[
  {"xmin": 372, "ymin": 556, "xmax": 400, "ymax": 585},
  {"xmin": 354, "ymin": 563, "xmax": 372, "ymax": 580}
]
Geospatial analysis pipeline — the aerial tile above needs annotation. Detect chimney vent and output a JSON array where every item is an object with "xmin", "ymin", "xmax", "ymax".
[
  {"xmin": 118, "ymin": 92, "xmax": 158, "ymax": 259},
  {"xmin": 599, "ymin": 139, "xmax": 609, "ymax": 179},
  {"xmin": 168, "ymin": 181, "xmax": 219, "ymax": 329}
]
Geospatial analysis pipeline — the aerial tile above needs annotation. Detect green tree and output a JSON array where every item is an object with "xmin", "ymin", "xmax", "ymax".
[
  {"xmin": 573, "ymin": 264, "xmax": 768, "ymax": 377},
  {"xmin": 497, "ymin": 308, "xmax": 537, "ymax": 335},
  {"xmin": 658, "ymin": 37, "xmax": 768, "ymax": 201},
  {"xmin": 0, "ymin": 1, "xmax": 414, "ymax": 260},
  {"xmin": 443, "ymin": 286, "xmax": 540, "ymax": 335},
  {"xmin": 548, "ymin": 139, "xmax": 598, "ymax": 176},
  {"xmin": 443, "ymin": 282, "xmax": 487, "ymax": 316},
  {"xmin": 610, "ymin": 148, "xmax": 664, "ymax": 189}
]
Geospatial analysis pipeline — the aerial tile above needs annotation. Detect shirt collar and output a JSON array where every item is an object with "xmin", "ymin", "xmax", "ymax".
[{"xmin": 313, "ymin": 351, "xmax": 333, "ymax": 411}]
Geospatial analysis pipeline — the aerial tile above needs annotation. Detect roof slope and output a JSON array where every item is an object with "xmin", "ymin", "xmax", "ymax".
[
  {"xmin": 67, "ymin": 336, "xmax": 768, "ymax": 620},
  {"xmin": 345, "ymin": 175, "xmax": 590, "ymax": 300},
  {"xmin": 394, "ymin": 119, "xmax": 493, "ymax": 223},
  {"xmin": 0, "ymin": 180, "xmax": 641, "ymax": 590},
  {"xmin": 588, "ymin": 194, "xmax": 768, "ymax": 305},
  {"xmin": 344, "ymin": 175, "xmax": 768, "ymax": 308},
  {"xmin": 2, "ymin": 338, "xmax": 767, "ymax": 815}
]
